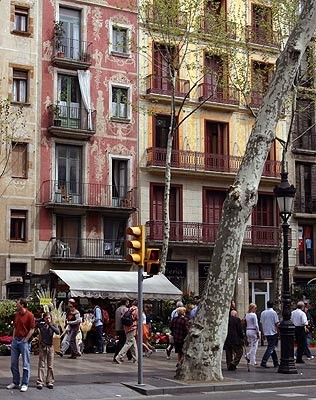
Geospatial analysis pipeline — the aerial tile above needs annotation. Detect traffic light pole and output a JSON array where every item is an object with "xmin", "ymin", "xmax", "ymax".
[{"xmin": 137, "ymin": 265, "xmax": 144, "ymax": 385}]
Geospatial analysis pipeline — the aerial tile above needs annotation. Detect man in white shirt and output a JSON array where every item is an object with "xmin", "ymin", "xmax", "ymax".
[
  {"xmin": 291, "ymin": 301, "xmax": 308, "ymax": 364},
  {"xmin": 260, "ymin": 300, "xmax": 279, "ymax": 368}
]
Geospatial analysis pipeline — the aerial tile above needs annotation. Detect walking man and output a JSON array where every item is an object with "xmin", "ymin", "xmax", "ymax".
[
  {"xmin": 224, "ymin": 309, "xmax": 244, "ymax": 370},
  {"xmin": 115, "ymin": 300, "xmax": 138, "ymax": 364},
  {"xmin": 291, "ymin": 301, "xmax": 308, "ymax": 364},
  {"xmin": 56, "ymin": 298, "xmax": 82, "ymax": 359},
  {"xmin": 7, "ymin": 298, "xmax": 35, "ymax": 392},
  {"xmin": 92, "ymin": 300, "xmax": 103, "ymax": 353},
  {"xmin": 260, "ymin": 300, "xmax": 279, "ymax": 368},
  {"xmin": 113, "ymin": 298, "xmax": 132, "ymax": 361}
]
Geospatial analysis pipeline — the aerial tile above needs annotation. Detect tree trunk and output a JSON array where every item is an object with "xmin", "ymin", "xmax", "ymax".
[{"xmin": 178, "ymin": 0, "xmax": 316, "ymax": 381}]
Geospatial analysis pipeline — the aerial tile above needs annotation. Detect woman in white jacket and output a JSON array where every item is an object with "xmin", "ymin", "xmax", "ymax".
[{"xmin": 245, "ymin": 303, "xmax": 260, "ymax": 366}]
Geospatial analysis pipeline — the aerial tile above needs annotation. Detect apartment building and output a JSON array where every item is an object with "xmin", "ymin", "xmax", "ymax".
[
  {"xmin": 35, "ymin": 0, "xmax": 139, "ymax": 291},
  {"xmin": 0, "ymin": 0, "xmax": 40, "ymax": 299},
  {"xmin": 138, "ymin": 0, "xmax": 286, "ymax": 315}
]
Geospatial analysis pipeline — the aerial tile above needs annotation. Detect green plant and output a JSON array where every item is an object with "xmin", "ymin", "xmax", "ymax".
[
  {"xmin": 79, "ymin": 51, "xmax": 91, "ymax": 62},
  {"xmin": 53, "ymin": 20, "xmax": 65, "ymax": 53},
  {"xmin": 48, "ymin": 103, "xmax": 61, "ymax": 119}
]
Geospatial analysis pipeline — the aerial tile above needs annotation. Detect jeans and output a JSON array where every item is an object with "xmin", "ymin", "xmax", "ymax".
[
  {"xmin": 10, "ymin": 338, "xmax": 31, "ymax": 386},
  {"xmin": 261, "ymin": 334, "xmax": 279, "ymax": 366},
  {"xmin": 295, "ymin": 326, "xmax": 307, "ymax": 362},
  {"xmin": 61, "ymin": 328, "xmax": 80, "ymax": 355},
  {"xmin": 95, "ymin": 325, "xmax": 103, "ymax": 353}
]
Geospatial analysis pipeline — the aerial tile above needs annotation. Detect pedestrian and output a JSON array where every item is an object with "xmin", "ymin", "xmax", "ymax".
[
  {"xmin": 291, "ymin": 301, "xmax": 308, "ymax": 364},
  {"xmin": 170, "ymin": 306, "xmax": 189, "ymax": 367},
  {"xmin": 260, "ymin": 300, "xmax": 279, "ymax": 368},
  {"xmin": 224, "ymin": 309, "xmax": 244, "ymax": 371},
  {"xmin": 142, "ymin": 307, "xmax": 154, "ymax": 356},
  {"xmin": 36, "ymin": 312, "xmax": 60, "ymax": 390},
  {"xmin": 245, "ymin": 303, "xmax": 260, "ymax": 366},
  {"xmin": 189, "ymin": 295, "xmax": 201, "ymax": 319},
  {"xmin": 92, "ymin": 300, "xmax": 103, "ymax": 353},
  {"xmin": 166, "ymin": 300, "xmax": 183, "ymax": 359},
  {"xmin": 114, "ymin": 300, "xmax": 138, "ymax": 364},
  {"xmin": 113, "ymin": 299, "xmax": 132, "ymax": 361},
  {"xmin": 56, "ymin": 298, "xmax": 82, "ymax": 359},
  {"xmin": 7, "ymin": 298, "xmax": 35, "ymax": 392}
]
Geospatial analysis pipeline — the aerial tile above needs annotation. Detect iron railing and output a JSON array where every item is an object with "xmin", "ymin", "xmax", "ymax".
[
  {"xmin": 40, "ymin": 180, "xmax": 136, "ymax": 208},
  {"xmin": 146, "ymin": 221, "xmax": 281, "ymax": 247},
  {"xmin": 198, "ymin": 83, "xmax": 239, "ymax": 105},
  {"xmin": 146, "ymin": 147, "xmax": 281, "ymax": 177},
  {"xmin": 54, "ymin": 37, "xmax": 93, "ymax": 62},
  {"xmin": 48, "ymin": 104, "xmax": 96, "ymax": 131},
  {"xmin": 145, "ymin": 74, "xmax": 190, "ymax": 98},
  {"xmin": 246, "ymin": 26, "xmax": 279, "ymax": 47},
  {"xmin": 50, "ymin": 237, "xmax": 126, "ymax": 259}
]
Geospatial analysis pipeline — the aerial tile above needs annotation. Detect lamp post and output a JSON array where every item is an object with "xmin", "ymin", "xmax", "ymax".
[{"xmin": 274, "ymin": 169, "xmax": 297, "ymax": 374}]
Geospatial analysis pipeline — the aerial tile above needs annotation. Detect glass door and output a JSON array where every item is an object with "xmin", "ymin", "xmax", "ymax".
[
  {"xmin": 60, "ymin": 7, "xmax": 81, "ymax": 60},
  {"xmin": 58, "ymin": 74, "xmax": 81, "ymax": 129}
]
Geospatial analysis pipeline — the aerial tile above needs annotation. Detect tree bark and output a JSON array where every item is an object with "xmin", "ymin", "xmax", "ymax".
[{"xmin": 178, "ymin": 0, "xmax": 316, "ymax": 381}]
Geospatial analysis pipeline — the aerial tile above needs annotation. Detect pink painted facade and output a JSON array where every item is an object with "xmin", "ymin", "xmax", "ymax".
[{"xmin": 37, "ymin": 1, "xmax": 138, "ymax": 272}]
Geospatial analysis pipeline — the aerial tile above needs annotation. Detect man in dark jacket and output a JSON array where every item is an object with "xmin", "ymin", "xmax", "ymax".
[{"xmin": 224, "ymin": 309, "xmax": 244, "ymax": 370}]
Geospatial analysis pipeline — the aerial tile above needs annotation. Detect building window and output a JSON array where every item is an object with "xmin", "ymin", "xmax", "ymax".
[
  {"xmin": 12, "ymin": 142, "xmax": 28, "ymax": 178},
  {"xmin": 112, "ymin": 26, "xmax": 128, "ymax": 54},
  {"xmin": 10, "ymin": 210, "xmax": 27, "ymax": 241},
  {"xmin": 112, "ymin": 159, "xmax": 128, "ymax": 206},
  {"xmin": 298, "ymin": 225, "xmax": 314, "ymax": 266},
  {"xmin": 13, "ymin": 69, "xmax": 28, "ymax": 103},
  {"xmin": 251, "ymin": 62, "xmax": 274, "ymax": 108},
  {"xmin": 111, "ymin": 87, "xmax": 129, "ymax": 119},
  {"xmin": 10, "ymin": 262, "xmax": 26, "ymax": 277},
  {"xmin": 295, "ymin": 163, "xmax": 316, "ymax": 213},
  {"xmin": 14, "ymin": 7, "xmax": 29, "ymax": 32},
  {"xmin": 292, "ymin": 99, "xmax": 316, "ymax": 150},
  {"xmin": 248, "ymin": 263, "xmax": 273, "ymax": 280}
]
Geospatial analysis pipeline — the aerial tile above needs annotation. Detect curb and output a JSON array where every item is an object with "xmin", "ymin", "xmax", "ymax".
[{"xmin": 123, "ymin": 378, "xmax": 316, "ymax": 396}]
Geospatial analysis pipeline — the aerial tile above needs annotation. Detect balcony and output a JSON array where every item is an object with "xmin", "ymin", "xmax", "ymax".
[
  {"xmin": 198, "ymin": 83, "xmax": 239, "ymax": 106},
  {"xmin": 295, "ymin": 195, "xmax": 316, "ymax": 214},
  {"xmin": 146, "ymin": 147, "xmax": 281, "ymax": 178},
  {"xmin": 40, "ymin": 180, "xmax": 137, "ymax": 209},
  {"xmin": 247, "ymin": 26, "xmax": 279, "ymax": 48},
  {"xmin": 49, "ymin": 238, "xmax": 126, "ymax": 261},
  {"xmin": 146, "ymin": 221, "xmax": 281, "ymax": 247},
  {"xmin": 52, "ymin": 38, "xmax": 93, "ymax": 70},
  {"xmin": 145, "ymin": 74, "xmax": 190, "ymax": 98},
  {"xmin": 249, "ymin": 90, "xmax": 265, "ymax": 109},
  {"xmin": 203, "ymin": 17, "xmax": 237, "ymax": 40},
  {"xmin": 47, "ymin": 104, "xmax": 96, "ymax": 140}
]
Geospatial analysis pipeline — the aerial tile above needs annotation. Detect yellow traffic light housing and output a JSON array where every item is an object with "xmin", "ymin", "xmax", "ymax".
[
  {"xmin": 145, "ymin": 248, "xmax": 161, "ymax": 275},
  {"xmin": 126, "ymin": 225, "xmax": 145, "ymax": 265}
]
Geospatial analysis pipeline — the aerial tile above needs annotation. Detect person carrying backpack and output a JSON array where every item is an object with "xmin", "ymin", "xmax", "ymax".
[{"xmin": 114, "ymin": 300, "xmax": 138, "ymax": 364}]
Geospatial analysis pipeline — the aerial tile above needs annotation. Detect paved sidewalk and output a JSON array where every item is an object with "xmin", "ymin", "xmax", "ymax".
[{"xmin": 0, "ymin": 346, "xmax": 315, "ymax": 399}]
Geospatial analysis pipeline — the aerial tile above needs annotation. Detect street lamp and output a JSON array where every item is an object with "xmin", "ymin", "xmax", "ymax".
[{"xmin": 274, "ymin": 169, "xmax": 297, "ymax": 374}]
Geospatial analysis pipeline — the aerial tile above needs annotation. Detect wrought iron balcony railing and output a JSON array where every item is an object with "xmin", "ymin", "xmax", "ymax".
[
  {"xmin": 247, "ymin": 26, "xmax": 279, "ymax": 47},
  {"xmin": 198, "ymin": 83, "xmax": 239, "ymax": 105},
  {"xmin": 48, "ymin": 104, "xmax": 96, "ymax": 132},
  {"xmin": 146, "ymin": 147, "xmax": 281, "ymax": 178},
  {"xmin": 202, "ymin": 17, "xmax": 237, "ymax": 40},
  {"xmin": 40, "ymin": 180, "xmax": 136, "ymax": 208},
  {"xmin": 146, "ymin": 221, "xmax": 281, "ymax": 247},
  {"xmin": 145, "ymin": 74, "xmax": 190, "ymax": 98},
  {"xmin": 49, "ymin": 237, "xmax": 126, "ymax": 260},
  {"xmin": 53, "ymin": 37, "xmax": 93, "ymax": 63}
]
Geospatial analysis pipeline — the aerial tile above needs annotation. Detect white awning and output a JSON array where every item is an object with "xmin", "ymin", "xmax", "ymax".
[{"xmin": 50, "ymin": 269, "xmax": 182, "ymax": 301}]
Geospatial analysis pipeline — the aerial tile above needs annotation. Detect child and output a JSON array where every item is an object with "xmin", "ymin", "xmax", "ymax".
[{"xmin": 36, "ymin": 312, "xmax": 60, "ymax": 390}]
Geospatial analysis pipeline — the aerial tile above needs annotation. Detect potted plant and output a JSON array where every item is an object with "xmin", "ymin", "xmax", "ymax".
[
  {"xmin": 48, "ymin": 103, "xmax": 62, "ymax": 126},
  {"xmin": 53, "ymin": 20, "xmax": 65, "ymax": 57},
  {"xmin": 79, "ymin": 51, "xmax": 92, "ymax": 63}
]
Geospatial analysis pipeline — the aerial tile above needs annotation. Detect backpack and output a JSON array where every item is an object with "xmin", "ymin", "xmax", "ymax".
[{"xmin": 121, "ymin": 309, "xmax": 133, "ymax": 327}]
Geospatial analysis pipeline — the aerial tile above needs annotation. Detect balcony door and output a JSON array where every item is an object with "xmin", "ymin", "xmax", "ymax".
[
  {"xmin": 153, "ymin": 44, "xmax": 176, "ymax": 93},
  {"xmin": 151, "ymin": 184, "xmax": 182, "ymax": 240},
  {"xmin": 56, "ymin": 215, "xmax": 81, "ymax": 257},
  {"xmin": 203, "ymin": 189, "xmax": 225, "ymax": 242},
  {"xmin": 251, "ymin": 4, "xmax": 272, "ymax": 43},
  {"xmin": 58, "ymin": 74, "xmax": 81, "ymax": 129},
  {"xmin": 205, "ymin": 121, "xmax": 229, "ymax": 171},
  {"xmin": 204, "ymin": 54, "xmax": 224, "ymax": 98},
  {"xmin": 104, "ymin": 218, "xmax": 127, "ymax": 257},
  {"xmin": 251, "ymin": 62, "xmax": 273, "ymax": 107},
  {"xmin": 112, "ymin": 159, "xmax": 128, "ymax": 207},
  {"xmin": 60, "ymin": 7, "xmax": 81, "ymax": 59},
  {"xmin": 252, "ymin": 194, "xmax": 276, "ymax": 245},
  {"xmin": 55, "ymin": 144, "xmax": 82, "ymax": 203}
]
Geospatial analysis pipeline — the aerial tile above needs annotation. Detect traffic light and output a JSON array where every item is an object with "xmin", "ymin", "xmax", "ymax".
[
  {"xmin": 145, "ymin": 248, "xmax": 161, "ymax": 275},
  {"xmin": 126, "ymin": 225, "xmax": 145, "ymax": 265}
]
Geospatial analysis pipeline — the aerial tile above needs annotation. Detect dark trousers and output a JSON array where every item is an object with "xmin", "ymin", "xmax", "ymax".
[
  {"xmin": 95, "ymin": 325, "xmax": 103, "ymax": 353},
  {"xmin": 113, "ymin": 330, "xmax": 132, "ymax": 360},
  {"xmin": 225, "ymin": 343, "xmax": 243, "ymax": 368},
  {"xmin": 261, "ymin": 334, "xmax": 279, "ymax": 366},
  {"xmin": 295, "ymin": 326, "xmax": 307, "ymax": 362}
]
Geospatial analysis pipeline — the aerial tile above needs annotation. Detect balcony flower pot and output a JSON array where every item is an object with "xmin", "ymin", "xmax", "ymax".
[{"xmin": 54, "ymin": 119, "xmax": 62, "ymax": 127}]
